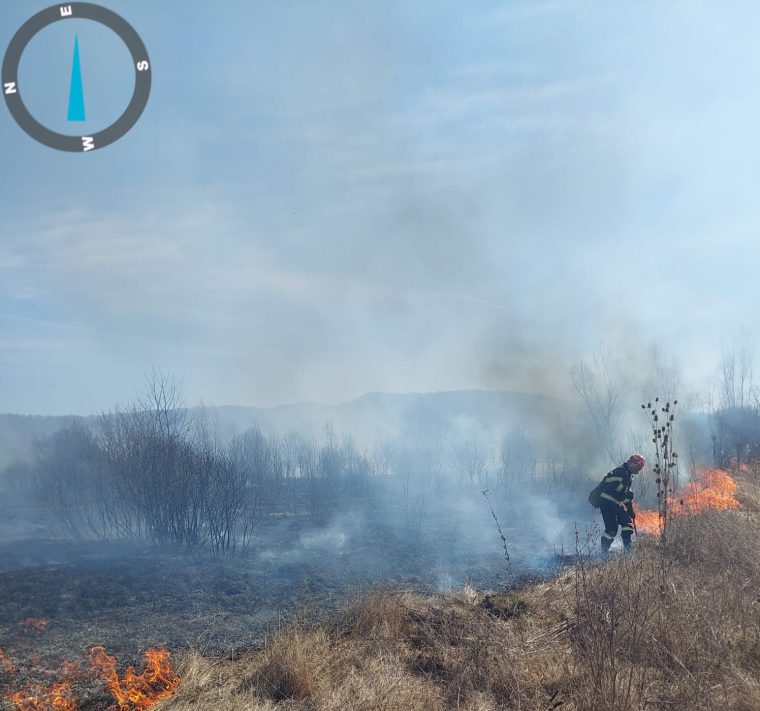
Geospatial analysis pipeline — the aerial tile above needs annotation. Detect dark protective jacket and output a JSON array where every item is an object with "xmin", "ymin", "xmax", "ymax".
[{"xmin": 598, "ymin": 463, "xmax": 634, "ymax": 511}]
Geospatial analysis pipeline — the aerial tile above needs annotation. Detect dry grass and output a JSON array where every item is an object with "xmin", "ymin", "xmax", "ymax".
[{"xmin": 159, "ymin": 474, "xmax": 760, "ymax": 710}]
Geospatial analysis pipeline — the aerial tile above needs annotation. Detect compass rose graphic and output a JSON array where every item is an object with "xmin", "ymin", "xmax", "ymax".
[{"xmin": 2, "ymin": 3, "xmax": 151, "ymax": 152}]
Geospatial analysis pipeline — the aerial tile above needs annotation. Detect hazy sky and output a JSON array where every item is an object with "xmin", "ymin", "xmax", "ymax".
[{"xmin": 2, "ymin": 0, "xmax": 759, "ymax": 415}]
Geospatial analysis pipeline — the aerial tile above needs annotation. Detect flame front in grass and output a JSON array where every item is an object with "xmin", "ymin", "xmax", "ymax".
[
  {"xmin": 6, "ymin": 681, "xmax": 77, "ymax": 711},
  {"xmin": 89, "ymin": 646, "xmax": 180, "ymax": 709},
  {"xmin": 680, "ymin": 468, "xmax": 739, "ymax": 513},
  {"xmin": 633, "ymin": 507, "xmax": 662, "ymax": 536},
  {"xmin": 634, "ymin": 468, "xmax": 740, "ymax": 535},
  {"xmin": 20, "ymin": 617, "xmax": 49, "ymax": 633}
]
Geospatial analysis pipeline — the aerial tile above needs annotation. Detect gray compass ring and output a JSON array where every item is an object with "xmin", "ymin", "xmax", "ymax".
[{"xmin": 2, "ymin": 3, "xmax": 151, "ymax": 152}]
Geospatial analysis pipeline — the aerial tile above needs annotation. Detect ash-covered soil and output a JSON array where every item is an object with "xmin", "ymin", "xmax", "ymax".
[{"xmin": 0, "ymin": 512, "xmax": 552, "ymax": 678}]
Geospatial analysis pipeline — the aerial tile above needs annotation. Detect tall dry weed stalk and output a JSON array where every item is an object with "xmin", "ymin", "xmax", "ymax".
[
  {"xmin": 642, "ymin": 398, "xmax": 679, "ymax": 548},
  {"xmin": 642, "ymin": 397, "xmax": 681, "ymax": 636},
  {"xmin": 481, "ymin": 489, "xmax": 512, "ymax": 581}
]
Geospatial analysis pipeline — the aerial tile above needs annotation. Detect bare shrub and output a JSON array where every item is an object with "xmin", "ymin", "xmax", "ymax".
[
  {"xmin": 498, "ymin": 428, "xmax": 536, "ymax": 493},
  {"xmin": 709, "ymin": 336, "xmax": 760, "ymax": 468},
  {"xmin": 571, "ymin": 344, "xmax": 627, "ymax": 464},
  {"xmin": 281, "ymin": 431, "xmax": 318, "ymax": 513},
  {"xmin": 32, "ymin": 420, "xmax": 106, "ymax": 539},
  {"xmin": 291, "ymin": 425, "xmax": 374, "ymax": 517},
  {"xmin": 228, "ymin": 427, "xmax": 284, "ymax": 542},
  {"xmin": 0, "ymin": 459, "xmax": 35, "ymax": 495},
  {"xmin": 31, "ymin": 373, "xmax": 263, "ymax": 554},
  {"xmin": 452, "ymin": 437, "xmax": 489, "ymax": 488}
]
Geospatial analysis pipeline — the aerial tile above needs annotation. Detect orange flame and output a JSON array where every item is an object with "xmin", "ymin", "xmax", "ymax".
[
  {"xmin": 88, "ymin": 646, "xmax": 180, "ymax": 710},
  {"xmin": 633, "ymin": 507, "xmax": 661, "ymax": 535},
  {"xmin": 20, "ymin": 618, "xmax": 49, "ymax": 633},
  {"xmin": 634, "ymin": 468, "xmax": 740, "ymax": 535},
  {"xmin": 4, "ymin": 647, "xmax": 178, "ymax": 711},
  {"xmin": 6, "ymin": 681, "xmax": 76, "ymax": 711}
]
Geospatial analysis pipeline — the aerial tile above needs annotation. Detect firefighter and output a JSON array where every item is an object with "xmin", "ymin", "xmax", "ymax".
[{"xmin": 599, "ymin": 454, "xmax": 645, "ymax": 553}]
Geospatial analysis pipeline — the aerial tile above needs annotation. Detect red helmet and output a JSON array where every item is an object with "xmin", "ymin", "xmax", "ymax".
[{"xmin": 628, "ymin": 454, "xmax": 646, "ymax": 470}]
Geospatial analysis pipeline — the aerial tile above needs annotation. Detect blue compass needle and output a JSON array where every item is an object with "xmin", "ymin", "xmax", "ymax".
[{"xmin": 67, "ymin": 34, "xmax": 86, "ymax": 121}]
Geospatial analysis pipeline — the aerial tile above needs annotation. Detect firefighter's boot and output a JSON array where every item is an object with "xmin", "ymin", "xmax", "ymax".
[{"xmin": 621, "ymin": 527, "xmax": 634, "ymax": 551}]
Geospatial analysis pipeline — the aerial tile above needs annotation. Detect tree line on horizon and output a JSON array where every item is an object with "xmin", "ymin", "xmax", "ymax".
[{"xmin": 2, "ymin": 341, "xmax": 760, "ymax": 555}]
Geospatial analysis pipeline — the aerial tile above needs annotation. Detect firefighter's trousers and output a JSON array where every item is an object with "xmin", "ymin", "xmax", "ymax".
[{"xmin": 600, "ymin": 500, "xmax": 634, "ymax": 551}]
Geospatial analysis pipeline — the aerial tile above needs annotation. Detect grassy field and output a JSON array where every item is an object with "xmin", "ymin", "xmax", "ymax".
[
  {"xmin": 2, "ymin": 472, "xmax": 758, "ymax": 710},
  {"xmin": 159, "ymin": 473, "xmax": 760, "ymax": 711}
]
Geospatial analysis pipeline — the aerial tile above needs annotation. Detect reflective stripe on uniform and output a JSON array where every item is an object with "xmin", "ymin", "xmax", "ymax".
[
  {"xmin": 600, "ymin": 492, "xmax": 619, "ymax": 503},
  {"xmin": 602, "ymin": 531, "xmax": 615, "ymax": 540},
  {"xmin": 620, "ymin": 526, "xmax": 634, "ymax": 533},
  {"xmin": 604, "ymin": 476, "xmax": 623, "ymax": 483}
]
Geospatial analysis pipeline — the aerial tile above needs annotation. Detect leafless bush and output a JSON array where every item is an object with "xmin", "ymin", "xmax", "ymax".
[
  {"xmin": 30, "ymin": 374, "xmax": 266, "ymax": 554},
  {"xmin": 571, "ymin": 344, "xmax": 627, "ymax": 464},
  {"xmin": 711, "ymin": 404, "xmax": 760, "ymax": 468},
  {"xmin": 542, "ymin": 453, "xmax": 569, "ymax": 493},
  {"xmin": 376, "ymin": 436, "xmax": 446, "ymax": 493},
  {"xmin": 0, "ymin": 459, "xmax": 35, "ymax": 495},
  {"xmin": 401, "ymin": 471, "xmax": 426, "ymax": 541},
  {"xmin": 708, "ymin": 337, "xmax": 760, "ymax": 468},
  {"xmin": 32, "ymin": 420, "xmax": 106, "ymax": 539},
  {"xmin": 228, "ymin": 427, "xmax": 284, "ymax": 532},
  {"xmin": 451, "ymin": 436, "xmax": 489, "ymax": 488},
  {"xmin": 498, "ymin": 428, "xmax": 537, "ymax": 493},
  {"xmin": 280, "ymin": 431, "xmax": 318, "ymax": 513},
  {"xmin": 305, "ymin": 426, "xmax": 373, "ymax": 516}
]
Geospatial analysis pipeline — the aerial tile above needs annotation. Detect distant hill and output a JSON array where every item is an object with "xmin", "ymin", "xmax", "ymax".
[
  {"xmin": 211, "ymin": 389, "xmax": 565, "ymax": 442},
  {"xmin": 0, "ymin": 389, "xmax": 566, "ymax": 465}
]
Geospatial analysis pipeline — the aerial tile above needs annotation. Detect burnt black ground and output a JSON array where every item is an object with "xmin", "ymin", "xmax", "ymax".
[
  {"xmin": 0, "ymin": 488, "xmax": 590, "ymax": 710},
  {"xmin": 0, "ymin": 518, "xmax": 540, "ymax": 673},
  {"xmin": 0, "ymin": 489, "xmax": 592, "ymax": 711}
]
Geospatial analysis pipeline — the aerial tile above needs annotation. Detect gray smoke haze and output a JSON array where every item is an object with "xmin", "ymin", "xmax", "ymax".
[
  {"xmin": 3, "ymin": 1, "xmax": 760, "ymax": 414},
  {"xmin": 4, "ymin": 2, "xmax": 760, "ymax": 689},
  {"xmin": 0, "ymin": 373, "xmax": 708, "ymax": 572}
]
